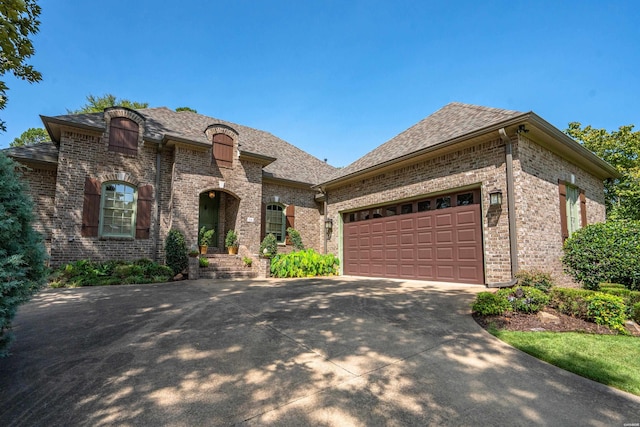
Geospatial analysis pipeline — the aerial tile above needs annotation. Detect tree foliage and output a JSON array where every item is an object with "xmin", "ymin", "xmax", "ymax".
[
  {"xmin": 10, "ymin": 127, "xmax": 49, "ymax": 147},
  {"xmin": 0, "ymin": 152, "xmax": 47, "ymax": 356},
  {"xmin": 164, "ymin": 229, "xmax": 188, "ymax": 275},
  {"xmin": 0, "ymin": 0, "xmax": 43, "ymax": 132},
  {"xmin": 67, "ymin": 94, "xmax": 149, "ymax": 114},
  {"xmin": 176, "ymin": 106, "xmax": 197, "ymax": 113},
  {"xmin": 566, "ymin": 122, "xmax": 640, "ymax": 220}
]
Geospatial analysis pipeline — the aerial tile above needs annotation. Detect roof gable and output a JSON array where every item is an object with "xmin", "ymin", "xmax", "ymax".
[{"xmin": 329, "ymin": 103, "xmax": 525, "ymax": 181}]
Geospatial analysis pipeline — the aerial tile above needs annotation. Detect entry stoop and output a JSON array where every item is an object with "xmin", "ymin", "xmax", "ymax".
[{"xmin": 198, "ymin": 254, "xmax": 258, "ymax": 280}]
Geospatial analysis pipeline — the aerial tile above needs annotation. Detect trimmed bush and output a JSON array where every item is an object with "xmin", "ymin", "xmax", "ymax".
[
  {"xmin": 260, "ymin": 233, "xmax": 278, "ymax": 258},
  {"xmin": 549, "ymin": 288, "xmax": 592, "ymax": 319},
  {"xmin": 515, "ymin": 270, "xmax": 554, "ymax": 293},
  {"xmin": 586, "ymin": 293, "xmax": 627, "ymax": 334},
  {"xmin": 270, "ymin": 249, "xmax": 339, "ymax": 278},
  {"xmin": 286, "ymin": 227, "xmax": 304, "ymax": 251},
  {"xmin": 0, "ymin": 153, "xmax": 48, "ymax": 356},
  {"xmin": 165, "ymin": 229, "xmax": 188, "ymax": 275},
  {"xmin": 472, "ymin": 292, "xmax": 512, "ymax": 316},
  {"xmin": 598, "ymin": 287, "xmax": 640, "ymax": 320},
  {"xmin": 631, "ymin": 302, "xmax": 640, "ymax": 324},
  {"xmin": 562, "ymin": 221, "xmax": 640, "ymax": 290},
  {"xmin": 496, "ymin": 286, "xmax": 550, "ymax": 313}
]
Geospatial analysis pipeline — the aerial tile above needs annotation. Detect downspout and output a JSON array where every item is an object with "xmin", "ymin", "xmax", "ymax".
[
  {"xmin": 489, "ymin": 129, "xmax": 519, "ymax": 288},
  {"xmin": 322, "ymin": 187, "xmax": 328, "ymax": 254},
  {"xmin": 153, "ymin": 144, "xmax": 163, "ymax": 262}
]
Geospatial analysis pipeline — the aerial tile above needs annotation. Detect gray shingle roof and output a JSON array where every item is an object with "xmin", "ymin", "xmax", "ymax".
[
  {"xmin": 326, "ymin": 102, "xmax": 525, "ymax": 182},
  {"xmin": 45, "ymin": 107, "xmax": 337, "ymax": 185},
  {"xmin": 2, "ymin": 142, "xmax": 59, "ymax": 164}
]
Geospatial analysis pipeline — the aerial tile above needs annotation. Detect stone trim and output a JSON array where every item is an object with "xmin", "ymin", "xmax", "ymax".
[{"xmin": 97, "ymin": 171, "xmax": 144, "ymax": 188}]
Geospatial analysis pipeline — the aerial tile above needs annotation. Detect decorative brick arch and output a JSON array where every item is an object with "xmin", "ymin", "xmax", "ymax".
[
  {"xmin": 204, "ymin": 124, "xmax": 239, "ymax": 142},
  {"xmin": 97, "ymin": 171, "xmax": 143, "ymax": 188}
]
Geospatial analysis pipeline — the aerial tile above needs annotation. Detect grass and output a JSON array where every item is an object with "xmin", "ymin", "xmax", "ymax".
[{"xmin": 492, "ymin": 330, "xmax": 640, "ymax": 396}]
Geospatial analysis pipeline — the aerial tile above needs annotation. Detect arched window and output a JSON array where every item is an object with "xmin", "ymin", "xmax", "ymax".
[
  {"xmin": 109, "ymin": 117, "xmax": 138, "ymax": 155},
  {"xmin": 99, "ymin": 182, "xmax": 137, "ymax": 238},
  {"xmin": 265, "ymin": 203, "xmax": 286, "ymax": 243}
]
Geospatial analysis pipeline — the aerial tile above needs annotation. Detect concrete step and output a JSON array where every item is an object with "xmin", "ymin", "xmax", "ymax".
[{"xmin": 199, "ymin": 270, "xmax": 258, "ymax": 280}]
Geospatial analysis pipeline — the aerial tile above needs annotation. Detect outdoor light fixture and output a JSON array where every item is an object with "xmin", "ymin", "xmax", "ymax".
[
  {"xmin": 209, "ymin": 191, "xmax": 215, "ymax": 199},
  {"xmin": 489, "ymin": 189, "xmax": 503, "ymax": 206},
  {"xmin": 324, "ymin": 218, "xmax": 333, "ymax": 238}
]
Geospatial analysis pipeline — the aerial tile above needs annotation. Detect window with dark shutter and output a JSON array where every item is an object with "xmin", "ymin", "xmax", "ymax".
[
  {"xmin": 100, "ymin": 182, "xmax": 137, "ymax": 238},
  {"xmin": 82, "ymin": 177, "xmax": 101, "ymax": 237},
  {"xmin": 109, "ymin": 117, "xmax": 138, "ymax": 155},
  {"xmin": 212, "ymin": 133, "xmax": 234, "ymax": 168},
  {"xmin": 136, "ymin": 185, "xmax": 153, "ymax": 239}
]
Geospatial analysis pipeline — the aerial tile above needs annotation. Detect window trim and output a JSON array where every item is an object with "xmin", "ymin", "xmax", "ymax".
[
  {"xmin": 265, "ymin": 203, "xmax": 286, "ymax": 244},
  {"xmin": 99, "ymin": 181, "xmax": 138, "ymax": 239}
]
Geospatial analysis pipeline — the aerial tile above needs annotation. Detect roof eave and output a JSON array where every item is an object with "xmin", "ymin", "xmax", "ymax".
[
  {"xmin": 40, "ymin": 115, "xmax": 104, "ymax": 144},
  {"xmin": 239, "ymin": 150, "xmax": 276, "ymax": 166}
]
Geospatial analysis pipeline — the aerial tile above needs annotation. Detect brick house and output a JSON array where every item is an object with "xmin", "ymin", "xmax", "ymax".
[{"xmin": 5, "ymin": 103, "xmax": 617, "ymax": 285}]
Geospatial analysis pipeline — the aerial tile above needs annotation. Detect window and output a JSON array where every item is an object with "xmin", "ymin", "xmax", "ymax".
[
  {"xmin": 266, "ymin": 203, "xmax": 286, "ymax": 243},
  {"xmin": 213, "ymin": 133, "xmax": 234, "ymax": 168},
  {"xmin": 417, "ymin": 200, "xmax": 431, "ymax": 212},
  {"xmin": 559, "ymin": 180, "xmax": 587, "ymax": 240},
  {"xmin": 100, "ymin": 182, "xmax": 137, "ymax": 238},
  {"xmin": 401, "ymin": 204, "xmax": 413, "ymax": 214},
  {"xmin": 109, "ymin": 117, "xmax": 138, "ymax": 155},
  {"xmin": 436, "ymin": 196, "xmax": 451, "ymax": 209},
  {"xmin": 457, "ymin": 193, "xmax": 473, "ymax": 206}
]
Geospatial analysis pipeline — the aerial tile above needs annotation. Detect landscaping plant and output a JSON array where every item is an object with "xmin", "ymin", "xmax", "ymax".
[
  {"xmin": 496, "ymin": 286, "xmax": 550, "ymax": 313},
  {"xmin": 586, "ymin": 293, "xmax": 627, "ymax": 334},
  {"xmin": 260, "ymin": 233, "xmax": 278, "ymax": 258},
  {"xmin": 49, "ymin": 259, "xmax": 173, "ymax": 287},
  {"xmin": 286, "ymin": 227, "xmax": 304, "ymax": 251},
  {"xmin": 562, "ymin": 221, "xmax": 640, "ymax": 290},
  {"xmin": 165, "ymin": 229, "xmax": 188, "ymax": 275},
  {"xmin": 0, "ymin": 153, "xmax": 48, "ymax": 356},
  {"xmin": 270, "ymin": 249, "xmax": 339, "ymax": 278},
  {"xmin": 472, "ymin": 292, "xmax": 513, "ymax": 316},
  {"xmin": 515, "ymin": 270, "xmax": 554, "ymax": 293},
  {"xmin": 198, "ymin": 257, "xmax": 209, "ymax": 268}
]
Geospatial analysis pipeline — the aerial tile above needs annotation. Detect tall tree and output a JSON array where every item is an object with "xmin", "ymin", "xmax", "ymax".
[
  {"xmin": 68, "ymin": 94, "xmax": 148, "ymax": 114},
  {"xmin": 0, "ymin": 0, "xmax": 43, "ymax": 132},
  {"xmin": 176, "ymin": 106, "xmax": 198, "ymax": 113},
  {"xmin": 566, "ymin": 122, "xmax": 640, "ymax": 220},
  {"xmin": 10, "ymin": 127, "xmax": 49, "ymax": 147}
]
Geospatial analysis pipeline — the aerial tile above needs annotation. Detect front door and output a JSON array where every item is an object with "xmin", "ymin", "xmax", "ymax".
[{"xmin": 199, "ymin": 192, "xmax": 220, "ymax": 248}]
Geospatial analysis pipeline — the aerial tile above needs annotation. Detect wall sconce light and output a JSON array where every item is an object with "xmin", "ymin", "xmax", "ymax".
[
  {"xmin": 324, "ymin": 218, "xmax": 333, "ymax": 238},
  {"xmin": 209, "ymin": 191, "xmax": 215, "ymax": 199},
  {"xmin": 489, "ymin": 189, "xmax": 503, "ymax": 206}
]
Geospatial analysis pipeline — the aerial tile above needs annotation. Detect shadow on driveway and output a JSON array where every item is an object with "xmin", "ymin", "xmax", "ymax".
[{"xmin": 1, "ymin": 277, "xmax": 639, "ymax": 426}]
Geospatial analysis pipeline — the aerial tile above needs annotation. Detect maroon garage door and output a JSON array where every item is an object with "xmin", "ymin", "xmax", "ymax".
[{"xmin": 343, "ymin": 192, "xmax": 484, "ymax": 284}]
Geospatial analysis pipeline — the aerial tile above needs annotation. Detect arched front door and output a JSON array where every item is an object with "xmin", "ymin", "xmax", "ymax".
[{"xmin": 199, "ymin": 191, "xmax": 220, "ymax": 249}]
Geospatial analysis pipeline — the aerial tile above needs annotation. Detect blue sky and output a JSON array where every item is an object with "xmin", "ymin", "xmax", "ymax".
[{"xmin": 2, "ymin": 0, "xmax": 639, "ymax": 167}]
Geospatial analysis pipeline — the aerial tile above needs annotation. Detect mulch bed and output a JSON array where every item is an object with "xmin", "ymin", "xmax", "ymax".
[{"xmin": 473, "ymin": 307, "xmax": 640, "ymax": 336}]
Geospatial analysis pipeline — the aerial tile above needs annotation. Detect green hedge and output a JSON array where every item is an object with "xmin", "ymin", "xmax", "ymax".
[
  {"xmin": 496, "ymin": 286, "xmax": 550, "ymax": 313},
  {"xmin": 50, "ymin": 259, "xmax": 173, "ymax": 287},
  {"xmin": 270, "ymin": 249, "xmax": 339, "ymax": 278},
  {"xmin": 562, "ymin": 221, "xmax": 640, "ymax": 290},
  {"xmin": 472, "ymin": 292, "xmax": 512, "ymax": 316},
  {"xmin": 549, "ymin": 288, "xmax": 593, "ymax": 319}
]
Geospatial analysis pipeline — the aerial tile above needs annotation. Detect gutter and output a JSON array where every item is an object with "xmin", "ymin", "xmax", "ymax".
[{"xmin": 487, "ymin": 128, "xmax": 519, "ymax": 288}]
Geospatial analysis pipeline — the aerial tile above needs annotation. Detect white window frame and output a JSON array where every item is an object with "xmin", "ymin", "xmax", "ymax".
[
  {"xmin": 266, "ymin": 203, "xmax": 286, "ymax": 243},
  {"xmin": 99, "ymin": 182, "xmax": 137, "ymax": 238}
]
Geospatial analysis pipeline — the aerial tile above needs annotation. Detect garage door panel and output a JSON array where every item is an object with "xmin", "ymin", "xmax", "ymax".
[{"xmin": 344, "ymin": 201, "xmax": 483, "ymax": 284}]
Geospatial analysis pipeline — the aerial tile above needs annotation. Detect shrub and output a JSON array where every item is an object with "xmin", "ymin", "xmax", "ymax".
[
  {"xmin": 0, "ymin": 154, "xmax": 48, "ymax": 356},
  {"xmin": 286, "ymin": 227, "xmax": 304, "ymax": 251},
  {"xmin": 270, "ymin": 249, "xmax": 339, "ymax": 278},
  {"xmin": 496, "ymin": 286, "xmax": 550, "ymax": 313},
  {"xmin": 586, "ymin": 293, "xmax": 627, "ymax": 334},
  {"xmin": 199, "ymin": 257, "xmax": 209, "ymax": 268},
  {"xmin": 225, "ymin": 229, "xmax": 238, "ymax": 248},
  {"xmin": 562, "ymin": 221, "xmax": 640, "ymax": 290},
  {"xmin": 549, "ymin": 288, "xmax": 592, "ymax": 319},
  {"xmin": 515, "ymin": 270, "xmax": 554, "ymax": 293},
  {"xmin": 198, "ymin": 227, "xmax": 214, "ymax": 247},
  {"xmin": 49, "ymin": 259, "xmax": 173, "ymax": 287},
  {"xmin": 260, "ymin": 233, "xmax": 278, "ymax": 258},
  {"xmin": 472, "ymin": 292, "xmax": 512, "ymax": 316},
  {"xmin": 631, "ymin": 302, "xmax": 640, "ymax": 324},
  {"xmin": 243, "ymin": 256, "xmax": 252, "ymax": 267},
  {"xmin": 165, "ymin": 229, "xmax": 188, "ymax": 275},
  {"xmin": 597, "ymin": 287, "xmax": 640, "ymax": 320}
]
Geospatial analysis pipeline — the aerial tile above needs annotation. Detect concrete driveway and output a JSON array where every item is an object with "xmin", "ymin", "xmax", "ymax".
[{"xmin": 1, "ymin": 277, "xmax": 639, "ymax": 426}]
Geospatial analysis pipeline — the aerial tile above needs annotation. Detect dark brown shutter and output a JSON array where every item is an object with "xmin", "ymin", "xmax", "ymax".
[
  {"xmin": 558, "ymin": 180, "xmax": 569, "ymax": 240},
  {"xmin": 109, "ymin": 117, "xmax": 138, "ymax": 155},
  {"xmin": 260, "ymin": 202, "xmax": 267, "ymax": 239},
  {"xmin": 579, "ymin": 190, "xmax": 587, "ymax": 227},
  {"xmin": 213, "ymin": 134, "xmax": 233, "ymax": 168},
  {"xmin": 82, "ymin": 177, "xmax": 101, "ymax": 237},
  {"xmin": 285, "ymin": 205, "xmax": 295, "ymax": 245},
  {"xmin": 136, "ymin": 185, "xmax": 153, "ymax": 239}
]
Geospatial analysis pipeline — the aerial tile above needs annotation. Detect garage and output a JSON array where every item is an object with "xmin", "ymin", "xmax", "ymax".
[{"xmin": 343, "ymin": 190, "xmax": 484, "ymax": 284}]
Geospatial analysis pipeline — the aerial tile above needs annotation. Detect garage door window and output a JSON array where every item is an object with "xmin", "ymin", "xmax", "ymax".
[{"xmin": 436, "ymin": 196, "xmax": 451, "ymax": 209}]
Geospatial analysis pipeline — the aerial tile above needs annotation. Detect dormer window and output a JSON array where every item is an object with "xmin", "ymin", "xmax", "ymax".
[
  {"xmin": 109, "ymin": 117, "xmax": 138, "ymax": 155},
  {"xmin": 212, "ymin": 133, "xmax": 233, "ymax": 168}
]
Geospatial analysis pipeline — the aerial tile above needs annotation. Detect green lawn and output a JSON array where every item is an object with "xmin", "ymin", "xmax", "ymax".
[{"xmin": 492, "ymin": 330, "xmax": 640, "ymax": 396}]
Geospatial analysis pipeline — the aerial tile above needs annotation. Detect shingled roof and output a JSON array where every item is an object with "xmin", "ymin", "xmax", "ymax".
[
  {"xmin": 325, "ymin": 103, "xmax": 525, "ymax": 182},
  {"xmin": 42, "ymin": 107, "xmax": 337, "ymax": 185},
  {"xmin": 2, "ymin": 142, "xmax": 59, "ymax": 165}
]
